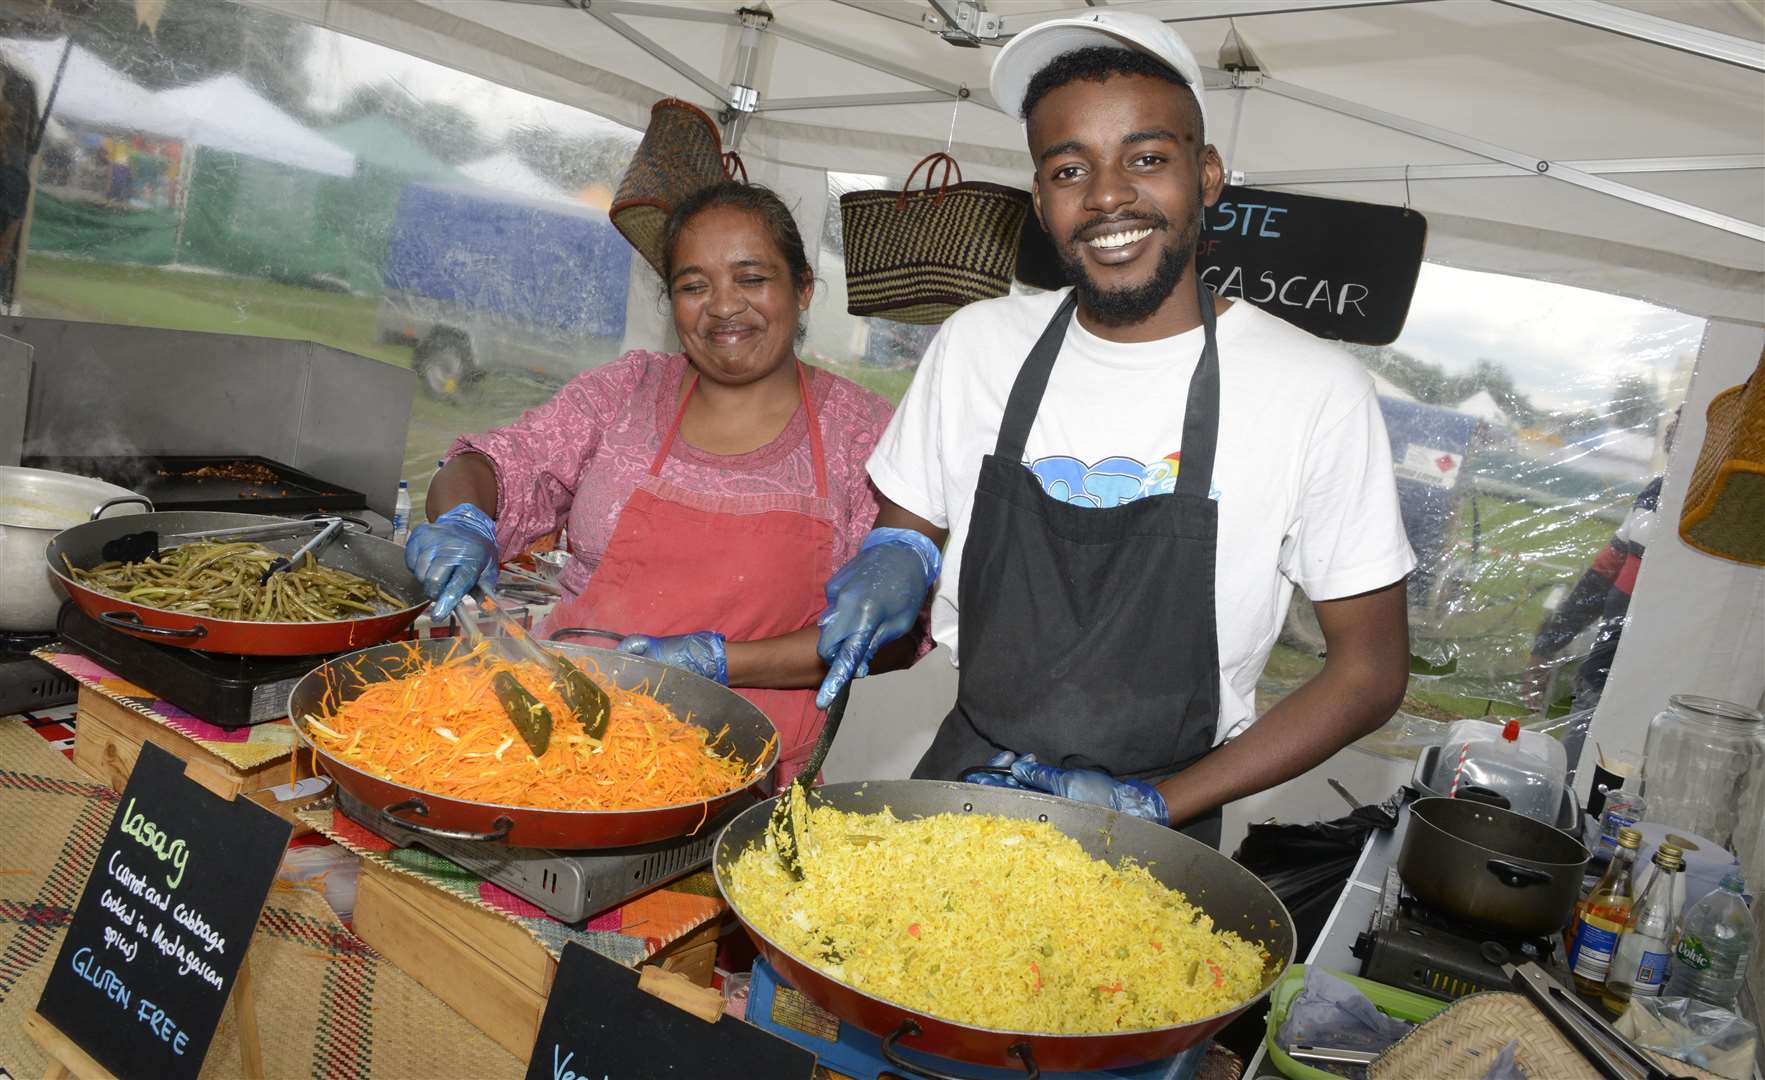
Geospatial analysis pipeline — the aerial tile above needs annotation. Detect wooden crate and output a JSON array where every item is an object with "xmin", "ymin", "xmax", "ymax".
[
  {"xmin": 70, "ymin": 686, "xmax": 323, "ymax": 832},
  {"xmin": 352, "ymin": 858, "xmax": 725, "ymax": 1058}
]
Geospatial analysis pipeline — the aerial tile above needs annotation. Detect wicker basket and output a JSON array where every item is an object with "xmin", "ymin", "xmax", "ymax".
[
  {"xmin": 840, "ymin": 153, "xmax": 1030, "ymax": 325},
  {"xmin": 610, "ymin": 98, "xmax": 725, "ymax": 276},
  {"xmin": 1680, "ymin": 350, "xmax": 1765, "ymax": 566}
]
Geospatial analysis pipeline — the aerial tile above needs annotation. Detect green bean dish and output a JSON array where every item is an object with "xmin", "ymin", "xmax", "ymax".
[{"xmin": 63, "ymin": 541, "xmax": 404, "ymax": 623}]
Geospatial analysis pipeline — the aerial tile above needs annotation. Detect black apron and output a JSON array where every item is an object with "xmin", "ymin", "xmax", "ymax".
[{"xmin": 913, "ymin": 276, "xmax": 1226, "ymax": 846}]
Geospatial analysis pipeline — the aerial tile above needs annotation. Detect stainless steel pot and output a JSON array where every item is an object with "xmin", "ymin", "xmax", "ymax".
[
  {"xmin": 1397, "ymin": 797, "xmax": 1590, "ymax": 938},
  {"xmin": 0, "ymin": 466, "xmax": 148, "ymax": 632}
]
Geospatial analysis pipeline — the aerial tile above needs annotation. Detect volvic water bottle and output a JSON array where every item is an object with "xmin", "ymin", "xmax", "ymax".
[
  {"xmin": 1666, "ymin": 871, "xmax": 1753, "ymax": 1010},
  {"xmin": 392, "ymin": 480, "xmax": 412, "ymax": 544}
]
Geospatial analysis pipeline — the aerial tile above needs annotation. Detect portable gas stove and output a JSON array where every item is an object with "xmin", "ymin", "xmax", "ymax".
[
  {"xmin": 0, "ymin": 629, "xmax": 77, "ymax": 715},
  {"xmin": 55, "ymin": 602, "xmax": 327, "ymax": 727},
  {"xmin": 334, "ymin": 784, "xmax": 745, "ymax": 925},
  {"xmin": 746, "ymin": 959, "xmax": 1205, "ymax": 1080},
  {"xmin": 1353, "ymin": 867, "xmax": 1561, "ymax": 1001}
]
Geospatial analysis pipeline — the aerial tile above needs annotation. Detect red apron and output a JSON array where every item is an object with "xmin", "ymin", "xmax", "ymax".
[{"xmin": 545, "ymin": 363, "xmax": 835, "ymax": 786}]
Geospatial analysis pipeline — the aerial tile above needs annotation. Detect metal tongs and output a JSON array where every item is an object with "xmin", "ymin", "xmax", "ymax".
[
  {"xmin": 259, "ymin": 517, "xmax": 347, "ymax": 584},
  {"xmin": 453, "ymin": 601, "xmax": 556, "ymax": 758},
  {"xmin": 101, "ymin": 515, "xmax": 350, "ymax": 564},
  {"xmin": 473, "ymin": 587, "xmax": 610, "ymax": 740},
  {"xmin": 1506, "ymin": 962, "xmax": 1694, "ymax": 1080},
  {"xmin": 769, "ymin": 682, "xmax": 851, "ymax": 879}
]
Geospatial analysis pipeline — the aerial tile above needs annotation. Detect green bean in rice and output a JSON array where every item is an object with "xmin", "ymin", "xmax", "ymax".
[{"xmin": 726, "ymin": 800, "xmax": 1271, "ymax": 1033}]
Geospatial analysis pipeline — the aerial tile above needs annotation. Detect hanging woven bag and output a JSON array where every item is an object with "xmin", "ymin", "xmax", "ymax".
[
  {"xmin": 840, "ymin": 152, "xmax": 1030, "ymax": 325},
  {"xmin": 1680, "ymin": 348, "xmax": 1765, "ymax": 565},
  {"xmin": 610, "ymin": 98, "xmax": 725, "ymax": 276}
]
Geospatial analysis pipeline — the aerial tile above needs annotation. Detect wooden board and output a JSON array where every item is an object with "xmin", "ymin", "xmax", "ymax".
[
  {"xmin": 70, "ymin": 688, "xmax": 321, "ymax": 833},
  {"xmin": 351, "ymin": 859, "xmax": 727, "ymax": 1058}
]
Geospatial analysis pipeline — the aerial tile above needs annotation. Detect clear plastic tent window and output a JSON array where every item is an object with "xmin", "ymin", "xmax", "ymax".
[{"xmin": 0, "ymin": 0, "xmax": 1700, "ymax": 731}]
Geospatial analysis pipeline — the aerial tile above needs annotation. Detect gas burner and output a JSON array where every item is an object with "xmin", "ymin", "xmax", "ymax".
[
  {"xmin": 0, "ymin": 629, "xmax": 58, "ymax": 656},
  {"xmin": 333, "ymin": 785, "xmax": 743, "ymax": 925},
  {"xmin": 55, "ymin": 602, "xmax": 332, "ymax": 727},
  {"xmin": 1353, "ymin": 868, "xmax": 1561, "ymax": 1001}
]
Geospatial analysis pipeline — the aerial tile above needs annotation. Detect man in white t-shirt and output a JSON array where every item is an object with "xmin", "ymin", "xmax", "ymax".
[{"xmin": 814, "ymin": 11, "xmax": 1414, "ymax": 846}]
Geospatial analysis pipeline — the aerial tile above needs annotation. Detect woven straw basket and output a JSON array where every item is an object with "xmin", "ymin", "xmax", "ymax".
[
  {"xmin": 1680, "ymin": 349, "xmax": 1765, "ymax": 566},
  {"xmin": 611, "ymin": 98, "xmax": 725, "ymax": 276},
  {"xmin": 841, "ymin": 152, "xmax": 1030, "ymax": 325}
]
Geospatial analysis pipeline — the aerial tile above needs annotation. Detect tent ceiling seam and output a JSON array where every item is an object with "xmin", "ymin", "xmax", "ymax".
[{"xmin": 1245, "ymin": 155, "xmax": 1765, "ymax": 184}]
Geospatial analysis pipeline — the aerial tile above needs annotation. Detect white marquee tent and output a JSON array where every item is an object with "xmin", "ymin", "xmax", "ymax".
[{"xmin": 246, "ymin": 0, "xmax": 1765, "ymax": 782}]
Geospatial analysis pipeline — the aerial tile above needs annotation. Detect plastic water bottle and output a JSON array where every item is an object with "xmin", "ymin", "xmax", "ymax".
[
  {"xmin": 1666, "ymin": 871, "xmax": 1753, "ymax": 1009},
  {"xmin": 392, "ymin": 480, "xmax": 412, "ymax": 544}
]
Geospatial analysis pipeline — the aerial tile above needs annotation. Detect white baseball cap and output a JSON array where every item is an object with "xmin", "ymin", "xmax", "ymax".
[{"xmin": 990, "ymin": 11, "xmax": 1208, "ymax": 140}]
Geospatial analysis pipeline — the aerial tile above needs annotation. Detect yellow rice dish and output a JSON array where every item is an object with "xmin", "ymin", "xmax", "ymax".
[{"xmin": 725, "ymin": 801, "xmax": 1272, "ymax": 1033}]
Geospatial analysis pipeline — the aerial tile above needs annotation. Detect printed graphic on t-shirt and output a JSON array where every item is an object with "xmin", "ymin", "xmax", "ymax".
[{"xmin": 1026, "ymin": 452, "xmax": 1218, "ymax": 507}]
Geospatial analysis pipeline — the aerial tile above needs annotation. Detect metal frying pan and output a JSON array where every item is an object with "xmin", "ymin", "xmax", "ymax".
[
  {"xmin": 288, "ymin": 637, "xmax": 779, "ymax": 848},
  {"xmin": 714, "ymin": 780, "xmax": 1295, "ymax": 1075},
  {"xmin": 48, "ymin": 511, "xmax": 427, "ymax": 655}
]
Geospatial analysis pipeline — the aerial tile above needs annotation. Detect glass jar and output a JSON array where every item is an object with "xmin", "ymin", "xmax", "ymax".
[{"xmin": 1639, "ymin": 695, "xmax": 1765, "ymax": 861}]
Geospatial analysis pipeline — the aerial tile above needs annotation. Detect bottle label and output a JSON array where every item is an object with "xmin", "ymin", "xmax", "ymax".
[
  {"xmin": 1632, "ymin": 949, "xmax": 1670, "ymax": 991},
  {"xmin": 1673, "ymin": 935, "xmax": 1712, "ymax": 973},
  {"xmin": 1571, "ymin": 923, "xmax": 1620, "ymax": 981}
]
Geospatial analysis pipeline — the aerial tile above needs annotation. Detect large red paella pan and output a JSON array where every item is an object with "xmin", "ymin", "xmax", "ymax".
[{"xmin": 714, "ymin": 780, "xmax": 1295, "ymax": 1076}]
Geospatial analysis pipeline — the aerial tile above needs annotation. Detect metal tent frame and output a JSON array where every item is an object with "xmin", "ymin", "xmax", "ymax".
[{"xmin": 564, "ymin": 0, "xmax": 1761, "ymax": 243}]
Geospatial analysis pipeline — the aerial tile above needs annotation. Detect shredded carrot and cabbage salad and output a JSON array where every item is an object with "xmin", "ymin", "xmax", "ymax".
[
  {"xmin": 302, "ymin": 642, "xmax": 769, "ymax": 811},
  {"xmin": 727, "ymin": 801, "xmax": 1271, "ymax": 1033}
]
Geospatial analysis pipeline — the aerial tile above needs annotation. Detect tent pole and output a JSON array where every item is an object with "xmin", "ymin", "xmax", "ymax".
[
  {"xmin": 1244, "ymin": 156, "xmax": 1764, "ymax": 185},
  {"xmin": 578, "ymin": 4, "xmax": 728, "ymax": 104},
  {"xmin": 171, "ymin": 144, "xmax": 196, "ymax": 266},
  {"xmin": 1492, "ymin": 0, "xmax": 1765, "ymax": 72},
  {"xmin": 1255, "ymin": 74, "xmax": 1764, "ymax": 242}
]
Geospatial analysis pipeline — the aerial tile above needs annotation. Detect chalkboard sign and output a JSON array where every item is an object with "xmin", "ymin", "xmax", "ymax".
[
  {"xmin": 526, "ymin": 943, "xmax": 815, "ymax": 1079},
  {"xmin": 1016, "ymin": 185, "xmax": 1427, "ymax": 345},
  {"xmin": 36, "ymin": 742, "xmax": 293, "ymax": 1080}
]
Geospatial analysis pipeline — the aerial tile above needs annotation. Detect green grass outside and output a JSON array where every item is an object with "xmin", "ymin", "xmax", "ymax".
[{"xmin": 23, "ymin": 255, "xmax": 1625, "ymax": 728}]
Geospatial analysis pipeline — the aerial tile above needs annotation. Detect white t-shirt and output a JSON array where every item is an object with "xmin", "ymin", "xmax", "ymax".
[{"xmin": 868, "ymin": 287, "xmax": 1416, "ymax": 742}]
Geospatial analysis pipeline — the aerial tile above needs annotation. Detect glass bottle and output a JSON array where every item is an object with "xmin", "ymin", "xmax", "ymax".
[
  {"xmin": 1569, "ymin": 827, "xmax": 1642, "ymax": 998},
  {"xmin": 1639, "ymin": 696, "xmax": 1765, "ymax": 861},
  {"xmin": 1602, "ymin": 844, "xmax": 1685, "ymax": 1015}
]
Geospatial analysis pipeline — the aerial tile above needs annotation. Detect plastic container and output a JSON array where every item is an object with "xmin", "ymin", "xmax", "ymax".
[
  {"xmin": 392, "ymin": 480, "xmax": 412, "ymax": 544},
  {"xmin": 1444, "ymin": 719, "xmax": 1568, "ymax": 824},
  {"xmin": 1667, "ymin": 871, "xmax": 1753, "ymax": 1010},
  {"xmin": 1639, "ymin": 695, "xmax": 1765, "ymax": 862},
  {"xmin": 1264, "ymin": 966, "xmax": 1447, "ymax": 1080}
]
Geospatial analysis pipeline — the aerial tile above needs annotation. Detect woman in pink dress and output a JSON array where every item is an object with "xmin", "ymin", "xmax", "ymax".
[{"xmin": 406, "ymin": 182, "xmax": 915, "ymax": 784}]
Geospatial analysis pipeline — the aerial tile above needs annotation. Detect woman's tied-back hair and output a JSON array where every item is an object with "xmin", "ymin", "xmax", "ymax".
[{"xmin": 660, "ymin": 180, "xmax": 813, "ymax": 294}]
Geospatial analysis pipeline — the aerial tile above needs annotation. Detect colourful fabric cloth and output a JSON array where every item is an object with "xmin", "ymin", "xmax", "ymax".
[
  {"xmin": 310, "ymin": 808, "xmax": 724, "ymax": 967},
  {"xmin": 33, "ymin": 645, "xmax": 298, "ymax": 769},
  {"xmin": 450, "ymin": 350, "xmax": 894, "ymax": 602}
]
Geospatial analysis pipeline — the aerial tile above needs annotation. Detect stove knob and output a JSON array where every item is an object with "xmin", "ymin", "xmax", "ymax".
[{"xmin": 1480, "ymin": 940, "xmax": 1511, "ymax": 966}]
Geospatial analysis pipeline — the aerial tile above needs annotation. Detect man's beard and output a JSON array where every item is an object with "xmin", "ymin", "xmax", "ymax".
[{"xmin": 1054, "ymin": 208, "xmax": 1201, "ymax": 327}]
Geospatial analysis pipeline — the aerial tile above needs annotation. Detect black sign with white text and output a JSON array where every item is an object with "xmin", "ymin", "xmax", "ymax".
[
  {"xmin": 527, "ymin": 943, "xmax": 815, "ymax": 1080},
  {"xmin": 36, "ymin": 742, "xmax": 293, "ymax": 1080},
  {"xmin": 1017, "ymin": 185, "xmax": 1427, "ymax": 345}
]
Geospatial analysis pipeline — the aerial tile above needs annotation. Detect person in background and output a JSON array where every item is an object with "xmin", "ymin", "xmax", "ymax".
[
  {"xmin": 405, "ymin": 181, "xmax": 917, "ymax": 785},
  {"xmin": 813, "ymin": 12, "xmax": 1414, "ymax": 848},
  {"xmin": 0, "ymin": 60, "xmax": 37, "ymax": 310}
]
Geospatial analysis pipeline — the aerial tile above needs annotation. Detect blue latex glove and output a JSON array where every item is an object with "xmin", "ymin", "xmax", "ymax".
[
  {"xmin": 404, "ymin": 503, "xmax": 499, "ymax": 621},
  {"xmin": 964, "ymin": 749, "xmax": 1028, "ymax": 788},
  {"xmin": 999, "ymin": 752, "xmax": 1170, "ymax": 826},
  {"xmin": 617, "ymin": 631, "xmax": 728, "ymax": 685},
  {"xmin": 814, "ymin": 527, "xmax": 941, "ymax": 709}
]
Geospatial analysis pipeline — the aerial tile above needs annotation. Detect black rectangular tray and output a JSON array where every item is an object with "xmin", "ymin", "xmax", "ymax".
[
  {"xmin": 24, "ymin": 453, "xmax": 368, "ymax": 514},
  {"xmin": 55, "ymin": 602, "xmax": 331, "ymax": 728}
]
